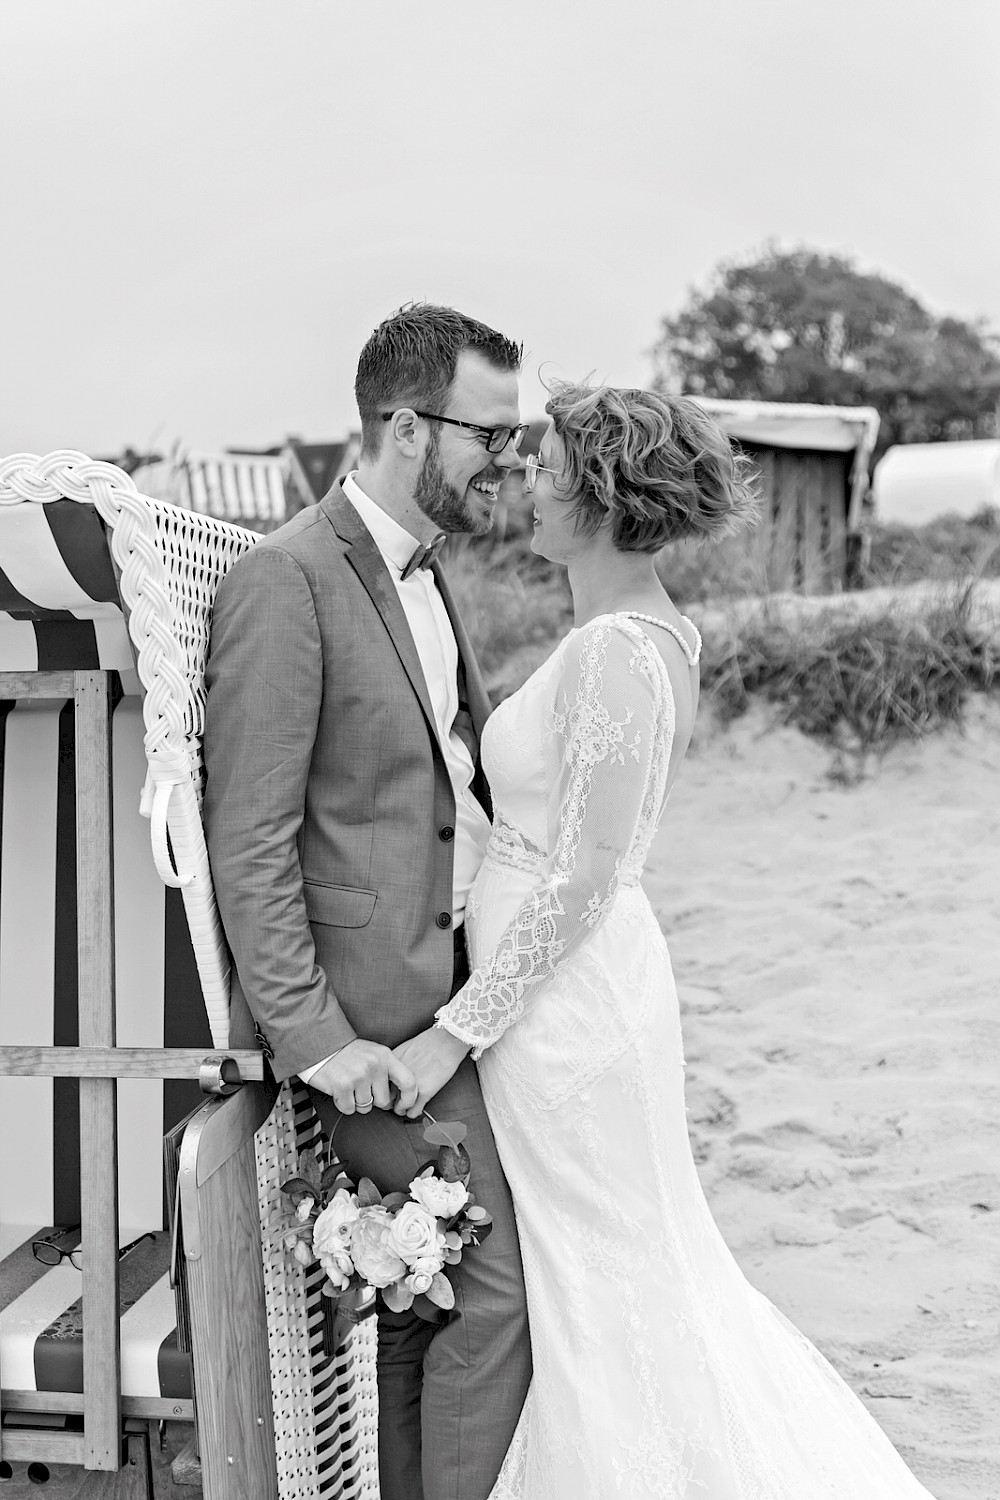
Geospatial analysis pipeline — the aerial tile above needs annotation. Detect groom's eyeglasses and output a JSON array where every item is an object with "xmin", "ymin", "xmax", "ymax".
[
  {"xmin": 381, "ymin": 411, "xmax": 528, "ymax": 456},
  {"xmin": 523, "ymin": 454, "xmax": 561, "ymax": 493}
]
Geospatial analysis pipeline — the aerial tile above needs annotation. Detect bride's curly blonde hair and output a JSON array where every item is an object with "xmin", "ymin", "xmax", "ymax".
[{"xmin": 544, "ymin": 382, "xmax": 760, "ymax": 553}]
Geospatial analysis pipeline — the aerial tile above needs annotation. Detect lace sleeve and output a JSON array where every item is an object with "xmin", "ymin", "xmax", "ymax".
[{"xmin": 435, "ymin": 620, "xmax": 673, "ymax": 1057}]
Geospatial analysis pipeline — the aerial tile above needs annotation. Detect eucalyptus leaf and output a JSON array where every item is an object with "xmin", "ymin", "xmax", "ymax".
[
  {"xmin": 381, "ymin": 1281, "xmax": 415, "ymax": 1314},
  {"xmin": 426, "ymin": 1272, "xmax": 456, "ymax": 1311},
  {"xmin": 421, "ymin": 1116, "xmax": 468, "ymax": 1150},
  {"xmin": 320, "ymin": 1163, "xmax": 350, "ymax": 1193},
  {"xmin": 297, "ymin": 1151, "xmax": 322, "ymax": 1190},
  {"xmin": 280, "ymin": 1176, "xmax": 313, "ymax": 1200},
  {"xmin": 356, "ymin": 1177, "xmax": 383, "ymax": 1208}
]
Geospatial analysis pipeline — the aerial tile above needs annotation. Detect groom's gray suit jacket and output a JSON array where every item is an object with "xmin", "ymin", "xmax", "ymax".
[{"xmin": 202, "ymin": 483, "xmax": 493, "ymax": 1083}]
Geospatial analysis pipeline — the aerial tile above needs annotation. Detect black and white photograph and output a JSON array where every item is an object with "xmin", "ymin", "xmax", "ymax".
[{"xmin": 0, "ymin": 3, "xmax": 997, "ymax": 1497}]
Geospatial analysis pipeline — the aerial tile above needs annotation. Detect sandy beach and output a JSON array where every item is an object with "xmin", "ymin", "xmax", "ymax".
[{"xmin": 644, "ymin": 696, "xmax": 1000, "ymax": 1499}]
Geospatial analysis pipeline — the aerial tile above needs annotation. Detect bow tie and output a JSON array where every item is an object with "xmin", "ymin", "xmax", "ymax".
[{"xmin": 400, "ymin": 532, "xmax": 447, "ymax": 581}]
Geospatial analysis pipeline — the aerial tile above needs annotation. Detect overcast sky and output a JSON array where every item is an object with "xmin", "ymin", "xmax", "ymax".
[{"xmin": 3, "ymin": 0, "xmax": 998, "ymax": 457}]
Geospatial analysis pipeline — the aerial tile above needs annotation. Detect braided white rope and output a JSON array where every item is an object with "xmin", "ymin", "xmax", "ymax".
[{"xmin": 0, "ymin": 450, "xmax": 260, "ymax": 1048}]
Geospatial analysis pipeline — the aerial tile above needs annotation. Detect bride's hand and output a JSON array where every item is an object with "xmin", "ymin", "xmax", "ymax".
[{"xmin": 391, "ymin": 1027, "xmax": 470, "ymax": 1117}]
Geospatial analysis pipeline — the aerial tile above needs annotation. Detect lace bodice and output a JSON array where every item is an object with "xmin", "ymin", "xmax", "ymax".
[{"xmin": 436, "ymin": 613, "xmax": 699, "ymax": 1057}]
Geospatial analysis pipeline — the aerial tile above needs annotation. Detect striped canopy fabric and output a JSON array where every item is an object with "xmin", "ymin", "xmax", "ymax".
[
  {"xmin": 0, "ymin": 498, "xmax": 138, "ymax": 686},
  {"xmin": 0, "ymin": 696, "xmax": 211, "ymax": 1232},
  {"xmin": 0, "ymin": 695, "xmax": 209, "ymax": 1403}
]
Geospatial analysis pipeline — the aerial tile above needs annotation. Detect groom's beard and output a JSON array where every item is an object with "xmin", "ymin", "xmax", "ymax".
[{"xmin": 413, "ymin": 429, "xmax": 500, "ymax": 538}]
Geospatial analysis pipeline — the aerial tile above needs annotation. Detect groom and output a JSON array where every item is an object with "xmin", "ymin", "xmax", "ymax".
[{"xmin": 203, "ymin": 303, "xmax": 531, "ymax": 1500}]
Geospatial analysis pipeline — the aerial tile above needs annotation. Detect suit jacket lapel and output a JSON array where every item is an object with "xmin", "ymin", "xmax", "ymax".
[{"xmin": 320, "ymin": 487, "xmax": 439, "ymax": 736}]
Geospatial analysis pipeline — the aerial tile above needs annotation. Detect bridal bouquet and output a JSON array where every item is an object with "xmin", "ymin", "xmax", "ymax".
[{"xmin": 277, "ymin": 1114, "xmax": 492, "ymax": 1341}]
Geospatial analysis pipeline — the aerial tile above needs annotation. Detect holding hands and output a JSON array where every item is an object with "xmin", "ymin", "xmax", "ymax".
[
  {"xmin": 306, "ymin": 1030, "xmax": 469, "ymax": 1119},
  {"xmin": 391, "ymin": 1027, "xmax": 471, "ymax": 1118},
  {"xmin": 308, "ymin": 1039, "xmax": 420, "ymax": 1117}
]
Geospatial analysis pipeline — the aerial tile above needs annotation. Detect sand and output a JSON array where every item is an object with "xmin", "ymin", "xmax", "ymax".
[{"xmin": 644, "ymin": 695, "xmax": 1000, "ymax": 1500}]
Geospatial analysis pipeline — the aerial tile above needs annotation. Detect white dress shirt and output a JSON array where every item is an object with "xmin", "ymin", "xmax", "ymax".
[{"xmin": 299, "ymin": 472, "xmax": 491, "ymax": 1083}]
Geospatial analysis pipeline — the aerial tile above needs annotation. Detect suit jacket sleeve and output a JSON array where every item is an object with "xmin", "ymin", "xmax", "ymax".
[{"xmin": 203, "ymin": 545, "xmax": 358, "ymax": 1080}]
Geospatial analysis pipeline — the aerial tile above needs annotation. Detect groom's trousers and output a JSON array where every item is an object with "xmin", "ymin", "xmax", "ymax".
[{"xmin": 308, "ymin": 931, "xmax": 530, "ymax": 1500}]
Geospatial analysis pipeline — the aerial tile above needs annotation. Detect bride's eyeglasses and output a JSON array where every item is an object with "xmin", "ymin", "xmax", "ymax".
[
  {"xmin": 32, "ymin": 1227, "xmax": 154, "ymax": 1270},
  {"xmin": 523, "ymin": 454, "xmax": 561, "ymax": 493}
]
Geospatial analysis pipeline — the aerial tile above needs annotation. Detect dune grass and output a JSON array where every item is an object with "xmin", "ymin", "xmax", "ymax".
[
  {"xmin": 867, "ymin": 507, "xmax": 1000, "ymax": 585},
  {"xmin": 699, "ymin": 585, "xmax": 998, "ymax": 755}
]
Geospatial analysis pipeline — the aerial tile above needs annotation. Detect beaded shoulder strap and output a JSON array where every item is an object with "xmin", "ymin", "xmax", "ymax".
[{"xmin": 616, "ymin": 611, "xmax": 701, "ymax": 667}]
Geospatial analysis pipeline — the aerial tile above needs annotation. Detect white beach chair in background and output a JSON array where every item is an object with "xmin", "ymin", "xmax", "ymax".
[{"xmin": 0, "ymin": 453, "xmax": 377, "ymax": 1497}]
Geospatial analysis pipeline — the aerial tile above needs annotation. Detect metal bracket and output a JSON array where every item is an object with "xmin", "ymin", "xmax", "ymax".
[{"xmin": 198, "ymin": 1054, "xmax": 243, "ymax": 1096}]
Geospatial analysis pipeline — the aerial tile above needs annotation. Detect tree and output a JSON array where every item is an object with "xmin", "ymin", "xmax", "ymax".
[{"xmin": 653, "ymin": 245, "xmax": 1000, "ymax": 451}]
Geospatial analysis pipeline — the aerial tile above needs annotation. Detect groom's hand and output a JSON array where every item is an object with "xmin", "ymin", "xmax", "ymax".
[
  {"xmin": 309, "ymin": 1040, "xmax": 419, "ymax": 1116},
  {"xmin": 391, "ymin": 1028, "xmax": 470, "ymax": 1118}
]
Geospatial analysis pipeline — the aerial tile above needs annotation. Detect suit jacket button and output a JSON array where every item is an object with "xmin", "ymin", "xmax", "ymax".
[
  {"xmin": 439, "ymin": 826, "xmax": 455, "ymax": 842},
  {"xmin": 436, "ymin": 912, "xmax": 452, "ymax": 929}
]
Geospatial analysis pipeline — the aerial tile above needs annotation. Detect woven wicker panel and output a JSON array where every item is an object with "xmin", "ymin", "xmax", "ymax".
[
  {"xmin": 257, "ymin": 1083, "xmax": 321, "ymax": 1500},
  {"xmin": 257, "ymin": 1084, "xmax": 380, "ymax": 1499}
]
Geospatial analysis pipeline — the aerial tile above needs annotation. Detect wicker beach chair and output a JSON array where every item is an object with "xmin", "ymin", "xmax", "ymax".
[{"xmin": 0, "ymin": 453, "xmax": 377, "ymax": 1497}]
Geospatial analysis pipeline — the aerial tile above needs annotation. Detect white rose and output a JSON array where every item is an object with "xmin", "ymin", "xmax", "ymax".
[
  {"xmin": 293, "ymin": 1239, "xmax": 315, "ymax": 1267},
  {"xmin": 320, "ymin": 1254, "xmax": 351, "ymax": 1292},
  {"xmin": 409, "ymin": 1254, "xmax": 445, "ymax": 1276},
  {"xmin": 387, "ymin": 1201, "xmax": 446, "ymax": 1268},
  {"xmin": 320, "ymin": 1245, "xmax": 354, "ymax": 1279},
  {"xmin": 295, "ymin": 1195, "xmax": 316, "ymax": 1222},
  {"xmin": 408, "ymin": 1174, "xmax": 469, "ymax": 1219},
  {"xmin": 404, "ymin": 1270, "xmax": 434, "ymax": 1296},
  {"xmin": 313, "ymin": 1189, "xmax": 360, "ymax": 1258}
]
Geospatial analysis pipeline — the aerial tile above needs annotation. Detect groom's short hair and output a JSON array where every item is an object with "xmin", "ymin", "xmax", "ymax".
[{"xmin": 355, "ymin": 303, "xmax": 523, "ymax": 460}]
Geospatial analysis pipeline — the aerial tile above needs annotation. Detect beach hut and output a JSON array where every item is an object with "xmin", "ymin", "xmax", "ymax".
[
  {"xmin": 131, "ymin": 437, "xmax": 363, "ymax": 535},
  {"xmin": 285, "ymin": 435, "xmax": 362, "ymax": 515},
  {"xmin": 692, "ymin": 398, "xmax": 881, "ymax": 592},
  {"xmin": 873, "ymin": 440, "xmax": 1000, "ymax": 526},
  {"xmin": 0, "ymin": 453, "xmax": 377, "ymax": 1497},
  {"xmin": 130, "ymin": 451, "xmax": 289, "ymax": 533}
]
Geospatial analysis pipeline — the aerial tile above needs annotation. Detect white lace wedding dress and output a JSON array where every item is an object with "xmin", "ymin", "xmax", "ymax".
[{"xmin": 436, "ymin": 613, "xmax": 936, "ymax": 1500}]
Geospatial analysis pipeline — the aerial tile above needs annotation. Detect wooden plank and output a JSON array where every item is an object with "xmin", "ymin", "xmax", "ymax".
[
  {"xmin": 184, "ymin": 1108, "xmax": 277, "ymax": 1499},
  {"xmin": 0, "ymin": 670, "xmax": 76, "ymax": 699},
  {"xmin": 0, "ymin": 1046, "xmax": 265, "ymax": 1081},
  {"xmin": 1, "ymin": 1429, "xmax": 87, "ymax": 1464},
  {"xmin": 1, "ymin": 1391, "xmax": 194, "ymax": 1423},
  {"xmin": 75, "ymin": 671, "xmax": 122, "ymax": 1472},
  {"xmin": 768, "ymin": 449, "xmax": 798, "ymax": 590},
  {"xmin": 800, "ymin": 454, "xmax": 823, "ymax": 593}
]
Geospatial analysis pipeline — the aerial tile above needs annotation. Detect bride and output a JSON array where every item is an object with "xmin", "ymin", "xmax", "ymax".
[{"xmin": 422, "ymin": 383, "xmax": 938, "ymax": 1498}]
